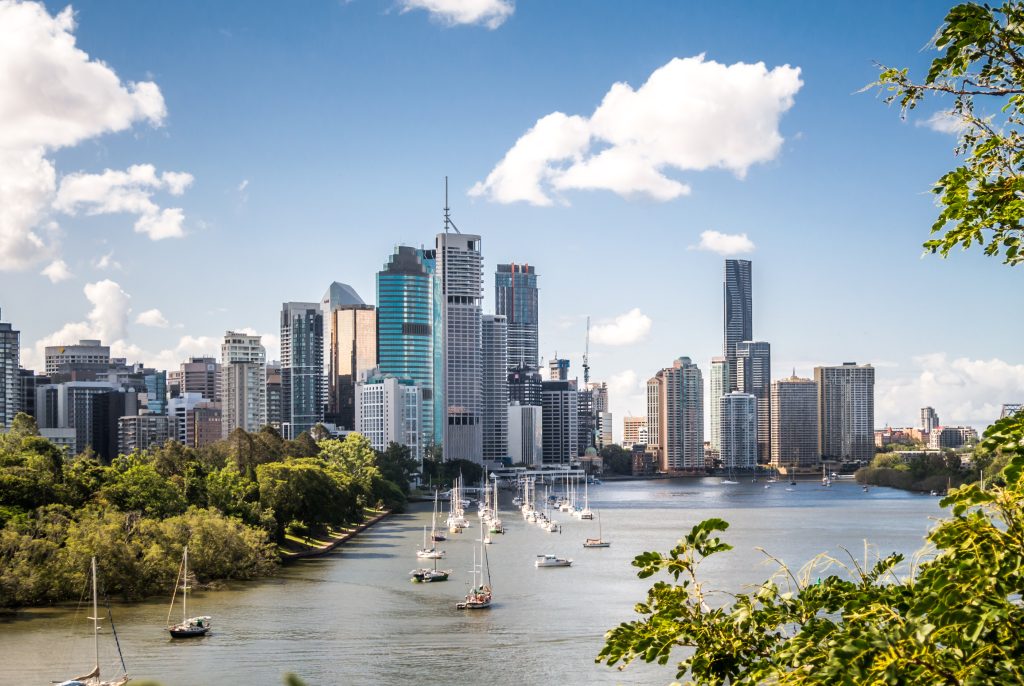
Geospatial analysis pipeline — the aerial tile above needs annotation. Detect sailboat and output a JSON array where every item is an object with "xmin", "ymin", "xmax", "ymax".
[
  {"xmin": 576, "ymin": 478, "xmax": 594, "ymax": 519},
  {"xmin": 167, "ymin": 546, "xmax": 211, "ymax": 638},
  {"xmin": 56, "ymin": 557, "xmax": 130, "ymax": 686},
  {"xmin": 456, "ymin": 519, "xmax": 492, "ymax": 610},
  {"xmin": 583, "ymin": 510, "xmax": 610, "ymax": 548},
  {"xmin": 430, "ymin": 490, "xmax": 447, "ymax": 542},
  {"xmin": 411, "ymin": 544, "xmax": 451, "ymax": 582},
  {"xmin": 417, "ymin": 526, "xmax": 445, "ymax": 559},
  {"xmin": 720, "ymin": 465, "xmax": 739, "ymax": 485}
]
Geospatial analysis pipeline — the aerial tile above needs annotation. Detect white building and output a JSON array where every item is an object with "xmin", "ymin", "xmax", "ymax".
[
  {"xmin": 167, "ymin": 392, "xmax": 207, "ymax": 445},
  {"xmin": 221, "ymin": 331, "xmax": 266, "ymax": 436},
  {"xmin": 721, "ymin": 391, "xmax": 757, "ymax": 470},
  {"xmin": 44, "ymin": 338, "xmax": 110, "ymax": 375},
  {"xmin": 355, "ymin": 375, "xmax": 422, "ymax": 463},
  {"xmin": 815, "ymin": 363, "xmax": 875, "ymax": 463},
  {"xmin": 508, "ymin": 402, "xmax": 542, "ymax": 466},
  {"xmin": 708, "ymin": 356, "xmax": 728, "ymax": 450}
]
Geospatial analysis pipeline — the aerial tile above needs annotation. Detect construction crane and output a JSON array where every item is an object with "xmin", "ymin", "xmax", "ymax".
[{"xmin": 583, "ymin": 315, "xmax": 591, "ymax": 385}]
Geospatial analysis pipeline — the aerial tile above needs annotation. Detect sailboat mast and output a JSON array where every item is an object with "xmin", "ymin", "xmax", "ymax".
[
  {"xmin": 183, "ymin": 546, "xmax": 188, "ymax": 623},
  {"xmin": 92, "ymin": 556, "xmax": 99, "ymax": 673}
]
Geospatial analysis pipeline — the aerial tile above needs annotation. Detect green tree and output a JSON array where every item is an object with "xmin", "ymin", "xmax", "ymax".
[
  {"xmin": 600, "ymin": 444, "xmax": 632, "ymax": 475},
  {"xmin": 876, "ymin": 0, "xmax": 1024, "ymax": 265},
  {"xmin": 100, "ymin": 463, "xmax": 186, "ymax": 518},
  {"xmin": 599, "ymin": 412, "xmax": 1024, "ymax": 685},
  {"xmin": 375, "ymin": 442, "xmax": 419, "ymax": 494}
]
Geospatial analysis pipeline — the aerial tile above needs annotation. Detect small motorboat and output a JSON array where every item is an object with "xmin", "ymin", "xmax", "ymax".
[{"xmin": 535, "ymin": 554, "xmax": 573, "ymax": 568}]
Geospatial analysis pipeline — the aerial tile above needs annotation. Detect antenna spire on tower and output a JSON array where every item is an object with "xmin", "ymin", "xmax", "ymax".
[{"xmin": 443, "ymin": 176, "xmax": 460, "ymax": 234}]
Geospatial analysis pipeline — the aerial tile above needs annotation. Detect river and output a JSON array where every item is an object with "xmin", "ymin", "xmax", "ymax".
[{"xmin": 1, "ymin": 478, "xmax": 943, "ymax": 685}]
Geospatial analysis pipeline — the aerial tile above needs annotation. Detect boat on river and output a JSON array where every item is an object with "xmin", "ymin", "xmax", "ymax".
[
  {"xmin": 56, "ymin": 557, "xmax": 130, "ymax": 686},
  {"xmin": 167, "ymin": 546, "xmax": 211, "ymax": 638},
  {"xmin": 457, "ymin": 520, "xmax": 493, "ymax": 610},
  {"xmin": 430, "ymin": 490, "xmax": 447, "ymax": 542},
  {"xmin": 417, "ymin": 526, "xmax": 446, "ymax": 559},
  {"xmin": 583, "ymin": 511, "xmax": 610, "ymax": 548},
  {"xmin": 411, "ymin": 549, "xmax": 451, "ymax": 583},
  {"xmin": 535, "ymin": 554, "xmax": 573, "ymax": 568}
]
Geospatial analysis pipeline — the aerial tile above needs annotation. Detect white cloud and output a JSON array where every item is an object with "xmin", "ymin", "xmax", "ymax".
[
  {"xmin": 918, "ymin": 110, "xmax": 968, "ymax": 135},
  {"xmin": 607, "ymin": 369, "xmax": 641, "ymax": 398},
  {"xmin": 27, "ymin": 279, "xmax": 132, "ymax": 368},
  {"xmin": 471, "ymin": 55, "xmax": 802, "ymax": 205},
  {"xmin": 55, "ymin": 164, "xmax": 193, "ymax": 240},
  {"xmin": 237, "ymin": 179, "xmax": 249, "ymax": 192},
  {"xmin": 590, "ymin": 308, "xmax": 652, "ymax": 346},
  {"xmin": 692, "ymin": 230, "xmax": 756, "ymax": 256},
  {"xmin": 93, "ymin": 251, "xmax": 121, "ymax": 270},
  {"xmin": 877, "ymin": 353, "xmax": 1024, "ymax": 429},
  {"xmin": 135, "ymin": 308, "xmax": 169, "ymax": 328},
  {"xmin": 0, "ymin": 1, "xmax": 168, "ymax": 270},
  {"xmin": 398, "ymin": 0, "xmax": 513, "ymax": 29},
  {"xmin": 40, "ymin": 259, "xmax": 72, "ymax": 283}
]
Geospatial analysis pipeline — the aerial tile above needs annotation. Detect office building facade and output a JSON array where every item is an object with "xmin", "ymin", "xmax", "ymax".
[
  {"xmin": 735, "ymin": 340, "xmax": 771, "ymax": 464},
  {"xmin": 647, "ymin": 357, "xmax": 704, "ymax": 472},
  {"xmin": 495, "ymin": 263, "xmax": 539, "ymax": 370},
  {"xmin": 541, "ymin": 380, "xmax": 578, "ymax": 465},
  {"xmin": 508, "ymin": 366, "xmax": 542, "ymax": 406},
  {"xmin": 44, "ymin": 339, "xmax": 111, "ymax": 376},
  {"xmin": 508, "ymin": 402, "xmax": 543, "ymax": 466},
  {"xmin": 815, "ymin": 363, "xmax": 875, "ymax": 463},
  {"xmin": 329, "ymin": 304, "xmax": 377, "ymax": 429},
  {"xmin": 708, "ymin": 356, "xmax": 728, "ymax": 450},
  {"xmin": 280, "ymin": 302, "xmax": 324, "ymax": 439},
  {"xmin": 481, "ymin": 314, "xmax": 508, "ymax": 463},
  {"xmin": 723, "ymin": 259, "xmax": 752, "ymax": 393},
  {"xmin": 180, "ymin": 357, "xmax": 221, "ymax": 402},
  {"xmin": 355, "ymin": 375, "xmax": 422, "ymax": 463},
  {"xmin": 920, "ymin": 406, "xmax": 939, "ymax": 432},
  {"xmin": 221, "ymin": 331, "xmax": 267, "ymax": 436},
  {"xmin": 622, "ymin": 416, "xmax": 647, "ymax": 447},
  {"xmin": 0, "ymin": 309, "xmax": 19, "ymax": 430},
  {"xmin": 770, "ymin": 375, "xmax": 819, "ymax": 468},
  {"xmin": 720, "ymin": 391, "xmax": 757, "ymax": 470}
]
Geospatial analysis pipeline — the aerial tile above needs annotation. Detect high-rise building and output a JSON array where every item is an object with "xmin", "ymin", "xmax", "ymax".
[
  {"xmin": 118, "ymin": 414, "xmax": 171, "ymax": 455},
  {"xmin": 541, "ymin": 380, "xmax": 578, "ymax": 466},
  {"xmin": 589, "ymin": 382, "xmax": 611, "ymax": 449},
  {"xmin": 723, "ymin": 259, "xmax": 752, "ymax": 393},
  {"xmin": 18, "ymin": 369, "xmax": 48, "ymax": 421},
  {"xmin": 437, "ymin": 231, "xmax": 484, "ymax": 462},
  {"xmin": 329, "ymin": 305, "xmax": 377, "ymax": 429},
  {"xmin": 377, "ymin": 246, "xmax": 439, "ymax": 449},
  {"xmin": 647, "ymin": 357, "xmax": 704, "ymax": 472},
  {"xmin": 355, "ymin": 374, "xmax": 423, "ymax": 463},
  {"xmin": 180, "ymin": 357, "xmax": 221, "ymax": 402},
  {"xmin": 0, "ymin": 309, "xmax": 19, "ymax": 430},
  {"xmin": 167, "ymin": 392, "xmax": 206, "ymax": 445},
  {"xmin": 507, "ymin": 366, "xmax": 542, "ymax": 406},
  {"xmin": 771, "ymin": 375, "xmax": 819, "ymax": 468},
  {"xmin": 577, "ymin": 386, "xmax": 595, "ymax": 455},
  {"xmin": 495, "ymin": 263, "xmax": 539, "ymax": 370},
  {"xmin": 35, "ymin": 381, "xmax": 120, "ymax": 456},
  {"xmin": 44, "ymin": 339, "xmax": 111, "ymax": 377},
  {"xmin": 928, "ymin": 426, "xmax": 979, "ymax": 450},
  {"xmin": 720, "ymin": 391, "xmax": 757, "ymax": 470},
  {"xmin": 815, "ymin": 363, "xmax": 875, "ymax": 463},
  {"xmin": 89, "ymin": 389, "xmax": 139, "ymax": 462},
  {"xmin": 623, "ymin": 416, "xmax": 648, "ymax": 447},
  {"xmin": 508, "ymin": 402, "xmax": 543, "ymax": 466},
  {"xmin": 548, "ymin": 358, "xmax": 570, "ymax": 381},
  {"xmin": 221, "ymin": 331, "xmax": 267, "ymax": 436},
  {"xmin": 143, "ymin": 370, "xmax": 166, "ymax": 415},
  {"xmin": 481, "ymin": 314, "xmax": 508, "ymax": 463},
  {"xmin": 320, "ymin": 282, "xmax": 365, "ymax": 378},
  {"xmin": 920, "ymin": 406, "xmax": 940, "ymax": 432},
  {"xmin": 266, "ymin": 362, "xmax": 282, "ymax": 430},
  {"xmin": 735, "ymin": 341, "xmax": 771, "ymax": 464},
  {"xmin": 280, "ymin": 302, "xmax": 324, "ymax": 439},
  {"xmin": 708, "ymin": 356, "xmax": 728, "ymax": 450},
  {"xmin": 597, "ymin": 411, "xmax": 614, "ymax": 450},
  {"xmin": 190, "ymin": 403, "xmax": 222, "ymax": 448}
]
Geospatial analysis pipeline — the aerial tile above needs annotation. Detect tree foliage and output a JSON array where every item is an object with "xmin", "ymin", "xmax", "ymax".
[
  {"xmin": 599, "ymin": 410, "xmax": 1024, "ymax": 684},
  {"xmin": 877, "ymin": 0, "xmax": 1024, "ymax": 265}
]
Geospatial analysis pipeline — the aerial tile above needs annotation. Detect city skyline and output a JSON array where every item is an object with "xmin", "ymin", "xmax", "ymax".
[{"xmin": 1, "ymin": 1, "xmax": 1021, "ymax": 434}]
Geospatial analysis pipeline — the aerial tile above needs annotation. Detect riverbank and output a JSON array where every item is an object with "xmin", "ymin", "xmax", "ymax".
[{"xmin": 279, "ymin": 509, "xmax": 391, "ymax": 561}]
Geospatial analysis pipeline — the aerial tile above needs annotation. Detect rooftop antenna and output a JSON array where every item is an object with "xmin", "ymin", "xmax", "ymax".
[
  {"xmin": 583, "ymin": 315, "xmax": 591, "ymax": 385},
  {"xmin": 443, "ymin": 176, "xmax": 460, "ymax": 234}
]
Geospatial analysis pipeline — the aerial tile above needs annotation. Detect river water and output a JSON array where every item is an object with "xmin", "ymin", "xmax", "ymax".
[{"xmin": 1, "ymin": 478, "xmax": 943, "ymax": 685}]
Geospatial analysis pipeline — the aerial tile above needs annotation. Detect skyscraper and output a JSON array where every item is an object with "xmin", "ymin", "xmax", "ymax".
[
  {"xmin": 221, "ymin": 331, "xmax": 266, "ymax": 436},
  {"xmin": 771, "ymin": 375, "xmax": 819, "ymax": 468},
  {"xmin": 495, "ymin": 263, "xmax": 539, "ymax": 370},
  {"xmin": 481, "ymin": 314, "xmax": 508, "ymax": 463},
  {"xmin": 0, "ymin": 309, "xmax": 19, "ymax": 430},
  {"xmin": 622, "ymin": 416, "xmax": 648, "ymax": 447},
  {"xmin": 735, "ymin": 341, "xmax": 771, "ymax": 463},
  {"xmin": 708, "ymin": 356, "xmax": 728, "ymax": 450},
  {"xmin": 280, "ymin": 302, "xmax": 324, "ymax": 438},
  {"xmin": 815, "ymin": 363, "xmax": 875, "ymax": 463},
  {"xmin": 266, "ymin": 361, "xmax": 282, "ymax": 430},
  {"xmin": 44, "ymin": 339, "xmax": 110, "ymax": 377},
  {"xmin": 723, "ymin": 259, "xmax": 752, "ymax": 393},
  {"xmin": 355, "ymin": 374, "xmax": 423, "ymax": 463},
  {"xmin": 549, "ymin": 357, "xmax": 570, "ymax": 381},
  {"xmin": 508, "ymin": 402, "xmax": 543, "ymax": 466},
  {"xmin": 507, "ymin": 366, "xmax": 542, "ymax": 406},
  {"xmin": 647, "ymin": 357, "xmax": 704, "ymax": 472},
  {"xmin": 329, "ymin": 304, "xmax": 377, "ymax": 429},
  {"xmin": 720, "ymin": 391, "xmax": 757, "ymax": 470},
  {"xmin": 541, "ymin": 380, "xmax": 578, "ymax": 465},
  {"xmin": 437, "ymin": 231, "xmax": 484, "ymax": 462},
  {"xmin": 179, "ymin": 357, "xmax": 221, "ymax": 402},
  {"xmin": 320, "ymin": 282, "xmax": 365, "ymax": 379},
  {"xmin": 377, "ymin": 246, "xmax": 437, "ymax": 449},
  {"xmin": 920, "ymin": 406, "xmax": 939, "ymax": 432}
]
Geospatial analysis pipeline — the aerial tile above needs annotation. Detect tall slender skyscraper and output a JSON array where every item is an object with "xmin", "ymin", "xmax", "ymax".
[
  {"xmin": 0, "ymin": 309, "xmax": 19, "ymax": 430},
  {"xmin": 723, "ymin": 259, "xmax": 752, "ymax": 393},
  {"xmin": 735, "ymin": 340, "xmax": 771, "ymax": 464},
  {"xmin": 221, "ymin": 331, "xmax": 266, "ymax": 436},
  {"xmin": 542, "ymin": 380, "xmax": 578, "ymax": 465},
  {"xmin": 815, "ymin": 362, "xmax": 875, "ymax": 463},
  {"xmin": 320, "ymin": 282, "xmax": 364, "ymax": 375},
  {"xmin": 708, "ymin": 356, "xmax": 728, "ymax": 450},
  {"xmin": 495, "ymin": 263, "xmax": 539, "ymax": 370},
  {"xmin": 481, "ymin": 314, "xmax": 508, "ymax": 463},
  {"xmin": 280, "ymin": 302, "xmax": 324, "ymax": 439},
  {"xmin": 329, "ymin": 305, "xmax": 377, "ymax": 429},
  {"xmin": 437, "ymin": 231, "xmax": 484, "ymax": 462},
  {"xmin": 377, "ymin": 246, "xmax": 437, "ymax": 449}
]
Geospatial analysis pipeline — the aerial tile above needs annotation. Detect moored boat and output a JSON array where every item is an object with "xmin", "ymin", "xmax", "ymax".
[
  {"xmin": 535, "ymin": 554, "xmax": 573, "ymax": 568},
  {"xmin": 168, "ymin": 546, "xmax": 211, "ymax": 638}
]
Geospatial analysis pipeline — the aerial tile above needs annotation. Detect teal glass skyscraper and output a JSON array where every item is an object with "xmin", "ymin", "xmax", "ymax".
[{"xmin": 377, "ymin": 246, "xmax": 440, "ymax": 448}]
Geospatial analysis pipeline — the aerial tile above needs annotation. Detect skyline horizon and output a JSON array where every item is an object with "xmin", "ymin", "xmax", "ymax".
[{"xmin": 0, "ymin": 0, "xmax": 1021, "ymax": 436}]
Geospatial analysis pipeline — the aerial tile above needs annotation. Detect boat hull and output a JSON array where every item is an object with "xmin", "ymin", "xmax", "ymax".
[{"xmin": 169, "ymin": 626, "xmax": 210, "ymax": 638}]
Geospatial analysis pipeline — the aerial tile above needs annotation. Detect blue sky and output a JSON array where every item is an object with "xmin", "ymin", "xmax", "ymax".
[{"xmin": 1, "ymin": 0, "xmax": 1021, "ymax": 434}]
